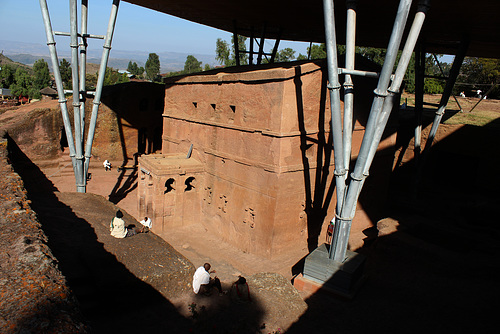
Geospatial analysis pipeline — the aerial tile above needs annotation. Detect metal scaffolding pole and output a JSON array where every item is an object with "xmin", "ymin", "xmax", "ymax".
[
  {"xmin": 342, "ymin": 0, "xmax": 357, "ymax": 180},
  {"xmin": 39, "ymin": 0, "xmax": 78, "ymax": 178},
  {"xmin": 322, "ymin": 0, "xmax": 346, "ymax": 240},
  {"xmin": 69, "ymin": 0, "xmax": 86, "ymax": 193},
  {"xmin": 233, "ymin": 21, "xmax": 240, "ymax": 67},
  {"xmin": 79, "ymin": 0, "xmax": 88, "ymax": 139},
  {"xmin": 414, "ymin": 41, "xmax": 425, "ymax": 164},
  {"xmin": 330, "ymin": 0, "xmax": 414, "ymax": 262},
  {"xmin": 366, "ymin": 2, "xmax": 430, "ymax": 177},
  {"xmin": 423, "ymin": 39, "xmax": 468, "ymax": 153},
  {"xmin": 84, "ymin": 0, "xmax": 121, "ymax": 177},
  {"xmin": 432, "ymin": 53, "xmax": 463, "ymax": 112},
  {"xmin": 40, "ymin": 0, "xmax": 120, "ymax": 192}
]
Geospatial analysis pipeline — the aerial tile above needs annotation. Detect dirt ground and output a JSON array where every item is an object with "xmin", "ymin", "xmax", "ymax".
[{"xmin": 2, "ymin": 96, "xmax": 500, "ymax": 333}]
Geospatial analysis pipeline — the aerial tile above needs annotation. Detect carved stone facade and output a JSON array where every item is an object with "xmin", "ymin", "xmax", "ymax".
[{"xmin": 139, "ymin": 60, "xmax": 396, "ymax": 259}]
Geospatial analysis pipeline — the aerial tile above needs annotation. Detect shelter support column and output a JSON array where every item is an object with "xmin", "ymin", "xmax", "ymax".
[
  {"xmin": 303, "ymin": 0, "xmax": 430, "ymax": 296},
  {"xmin": 423, "ymin": 39, "xmax": 469, "ymax": 154},
  {"xmin": 40, "ymin": 0, "xmax": 120, "ymax": 193},
  {"xmin": 84, "ymin": 0, "xmax": 121, "ymax": 179},
  {"xmin": 414, "ymin": 38, "xmax": 469, "ymax": 190}
]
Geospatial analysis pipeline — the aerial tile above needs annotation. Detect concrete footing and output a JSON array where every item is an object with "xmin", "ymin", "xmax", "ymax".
[{"xmin": 299, "ymin": 243, "xmax": 366, "ymax": 298}]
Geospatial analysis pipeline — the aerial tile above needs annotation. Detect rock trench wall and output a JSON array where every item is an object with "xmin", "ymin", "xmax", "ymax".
[{"xmin": 0, "ymin": 137, "xmax": 87, "ymax": 333}]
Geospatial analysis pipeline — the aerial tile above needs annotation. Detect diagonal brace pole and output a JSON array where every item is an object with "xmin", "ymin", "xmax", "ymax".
[
  {"xmin": 39, "ymin": 0, "xmax": 78, "ymax": 179},
  {"xmin": 329, "ymin": 0, "xmax": 416, "ymax": 262},
  {"xmin": 84, "ymin": 0, "xmax": 121, "ymax": 178}
]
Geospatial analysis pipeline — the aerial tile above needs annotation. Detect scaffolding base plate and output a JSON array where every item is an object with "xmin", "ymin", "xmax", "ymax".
[{"xmin": 303, "ymin": 243, "xmax": 366, "ymax": 298}]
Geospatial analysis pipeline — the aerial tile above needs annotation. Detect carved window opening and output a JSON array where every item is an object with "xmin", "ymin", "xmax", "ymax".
[
  {"xmin": 184, "ymin": 176, "xmax": 195, "ymax": 192},
  {"xmin": 164, "ymin": 178, "xmax": 175, "ymax": 193}
]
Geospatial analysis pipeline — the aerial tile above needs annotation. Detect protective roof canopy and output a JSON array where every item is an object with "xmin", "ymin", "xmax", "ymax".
[{"xmin": 125, "ymin": 0, "xmax": 500, "ymax": 59}]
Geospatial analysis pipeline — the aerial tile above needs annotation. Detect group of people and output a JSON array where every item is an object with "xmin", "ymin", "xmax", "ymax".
[
  {"xmin": 109, "ymin": 210, "xmax": 152, "ymax": 238},
  {"xmin": 109, "ymin": 211, "xmax": 251, "ymax": 302},
  {"xmin": 192, "ymin": 263, "xmax": 251, "ymax": 302}
]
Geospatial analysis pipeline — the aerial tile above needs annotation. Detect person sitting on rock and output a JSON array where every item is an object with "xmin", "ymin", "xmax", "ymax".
[
  {"xmin": 139, "ymin": 216, "xmax": 152, "ymax": 233},
  {"xmin": 192, "ymin": 263, "xmax": 224, "ymax": 296},
  {"xmin": 230, "ymin": 276, "xmax": 252, "ymax": 303},
  {"xmin": 103, "ymin": 160, "xmax": 112, "ymax": 171},
  {"xmin": 110, "ymin": 210, "xmax": 140, "ymax": 238}
]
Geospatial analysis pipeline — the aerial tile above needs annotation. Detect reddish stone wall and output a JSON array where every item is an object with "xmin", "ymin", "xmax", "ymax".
[
  {"xmin": 0, "ymin": 137, "xmax": 87, "ymax": 333},
  {"xmin": 142, "ymin": 60, "xmax": 395, "ymax": 259}
]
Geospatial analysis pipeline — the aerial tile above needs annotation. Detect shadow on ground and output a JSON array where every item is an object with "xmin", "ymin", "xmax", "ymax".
[{"xmin": 7, "ymin": 135, "xmax": 267, "ymax": 333}]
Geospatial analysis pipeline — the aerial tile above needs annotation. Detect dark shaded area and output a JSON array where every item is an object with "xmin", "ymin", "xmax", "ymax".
[
  {"xmin": 7, "ymin": 135, "xmax": 191, "ymax": 333},
  {"xmin": 6, "ymin": 135, "xmax": 268, "ymax": 333},
  {"xmin": 287, "ymin": 115, "xmax": 500, "ymax": 333},
  {"xmin": 295, "ymin": 65, "xmax": 334, "ymax": 253},
  {"xmin": 101, "ymin": 82, "xmax": 165, "ymax": 205},
  {"xmin": 126, "ymin": 0, "xmax": 500, "ymax": 58}
]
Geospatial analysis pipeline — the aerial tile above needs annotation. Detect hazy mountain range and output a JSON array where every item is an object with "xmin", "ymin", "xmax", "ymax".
[{"xmin": 0, "ymin": 40, "xmax": 217, "ymax": 73}]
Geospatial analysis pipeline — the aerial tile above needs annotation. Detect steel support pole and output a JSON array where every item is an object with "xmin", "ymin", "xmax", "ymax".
[
  {"xmin": 366, "ymin": 2, "xmax": 430, "ymax": 176},
  {"xmin": 469, "ymin": 80, "xmax": 499, "ymax": 113},
  {"xmin": 69, "ymin": 0, "xmax": 86, "ymax": 192},
  {"xmin": 342, "ymin": 0, "xmax": 357, "ymax": 179},
  {"xmin": 349, "ymin": 2, "xmax": 430, "ymax": 222},
  {"xmin": 84, "ymin": 0, "xmax": 120, "ymax": 177},
  {"xmin": 249, "ymin": 30, "xmax": 254, "ymax": 65},
  {"xmin": 414, "ymin": 41, "xmax": 425, "ymax": 164},
  {"xmin": 432, "ymin": 53, "xmax": 463, "ymax": 112},
  {"xmin": 79, "ymin": 0, "xmax": 88, "ymax": 139},
  {"xmin": 39, "ymin": 0, "xmax": 78, "ymax": 177},
  {"xmin": 233, "ymin": 22, "xmax": 240, "ymax": 67},
  {"xmin": 423, "ymin": 39, "xmax": 468, "ymax": 153},
  {"xmin": 322, "ymin": 0, "xmax": 346, "ymax": 229},
  {"xmin": 257, "ymin": 23, "xmax": 266, "ymax": 65},
  {"xmin": 269, "ymin": 31, "xmax": 281, "ymax": 63},
  {"xmin": 330, "ymin": 0, "xmax": 414, "ymax": 262}
]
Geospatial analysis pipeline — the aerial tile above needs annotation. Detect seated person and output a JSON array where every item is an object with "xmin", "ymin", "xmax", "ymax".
[
  {"xmin": 139, "ymin": 216, "xmax": 152, "ymax": 233},
  {"xmin": 110, "ymin": 210, "xmax": 140, "ymax": 238},
  {"xmin": 103, "ymin": 160, "xmax": 112, "ymax": 171},
  {"xmin": 192, "ymin": 263, "xmax": 223, "ymax": 296},
  {"xmin": 230, "ymin": 276, "xmax": 251, "ymax": 303}
]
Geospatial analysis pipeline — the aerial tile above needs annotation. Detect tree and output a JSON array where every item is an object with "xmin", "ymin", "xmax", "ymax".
[
  {"xmin": 11, "ymin": 67, "xmax": 35, "ymax": 99},
  {"xmin": 145, "ymin": 53, "xmax": 160, "ymax": 81},
  {"xmin": 0, "ymin": 64, "xmax": 15, "ymax": 88},
  {"xmin": 85, "ymin": 73, "xmax": 97, "ymax": 91},
  {"xmin": 458, "ymin": 57, "xmax": 500, "ymax": 98},
  {"xmin": 127, "ymin": 61, "xmax": 144, "ymax": 78},
  {"xmin": 33, "ymin": 59, "xmax": 51, "ymax": 91},
  {"xmin": 309, "ymin": 43, "xmax": 327, "ymax": 60},
  {"xmin": 137, "ymin": 66, "xmax": 145, "ymax": 78},
  {"xmin": 216, "ymin": 38, "xmax": 231, "ymax": 66},
  {"xmin": 215, "ymin": 36, "xmax": 248, "ymax": 67},
  {"xmin": 59, "ymin": 59, "xmax": 72, "ymax": 89},
  {"xmin": 127, "ymin": 61, "xmax": 139, "ymax": 75},
  {"xmin": 234, "ymin": 35, "xmax": 248, "ymax": 65},
  {"xmin": 204, "ymin": 64, "xmax": 212, "ymax": 71},
  {"xmin": 275, "ymin": 48, "xmax": 296, "ymax": 62},
  {"xmin": 183, "ymin": 55, "xmax": 203, "ymax": 74},
  {"xmin": 103, "ymin": 67, "xmax": 129, "ymax": 86}
]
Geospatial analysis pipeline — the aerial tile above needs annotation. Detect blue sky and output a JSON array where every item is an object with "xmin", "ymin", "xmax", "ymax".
[{"xmin": 0, "ymin": 0, "xmax": 310, "ymax": 57}]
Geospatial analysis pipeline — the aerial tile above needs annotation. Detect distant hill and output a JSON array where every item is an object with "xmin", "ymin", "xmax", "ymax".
[
  {"xmin": 0, "ymin": 53, "xmax": 33, "ymax": 72},
  {"xmin": 0, "ymin": 40, "xmax": 216, "ymax": 73}
]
